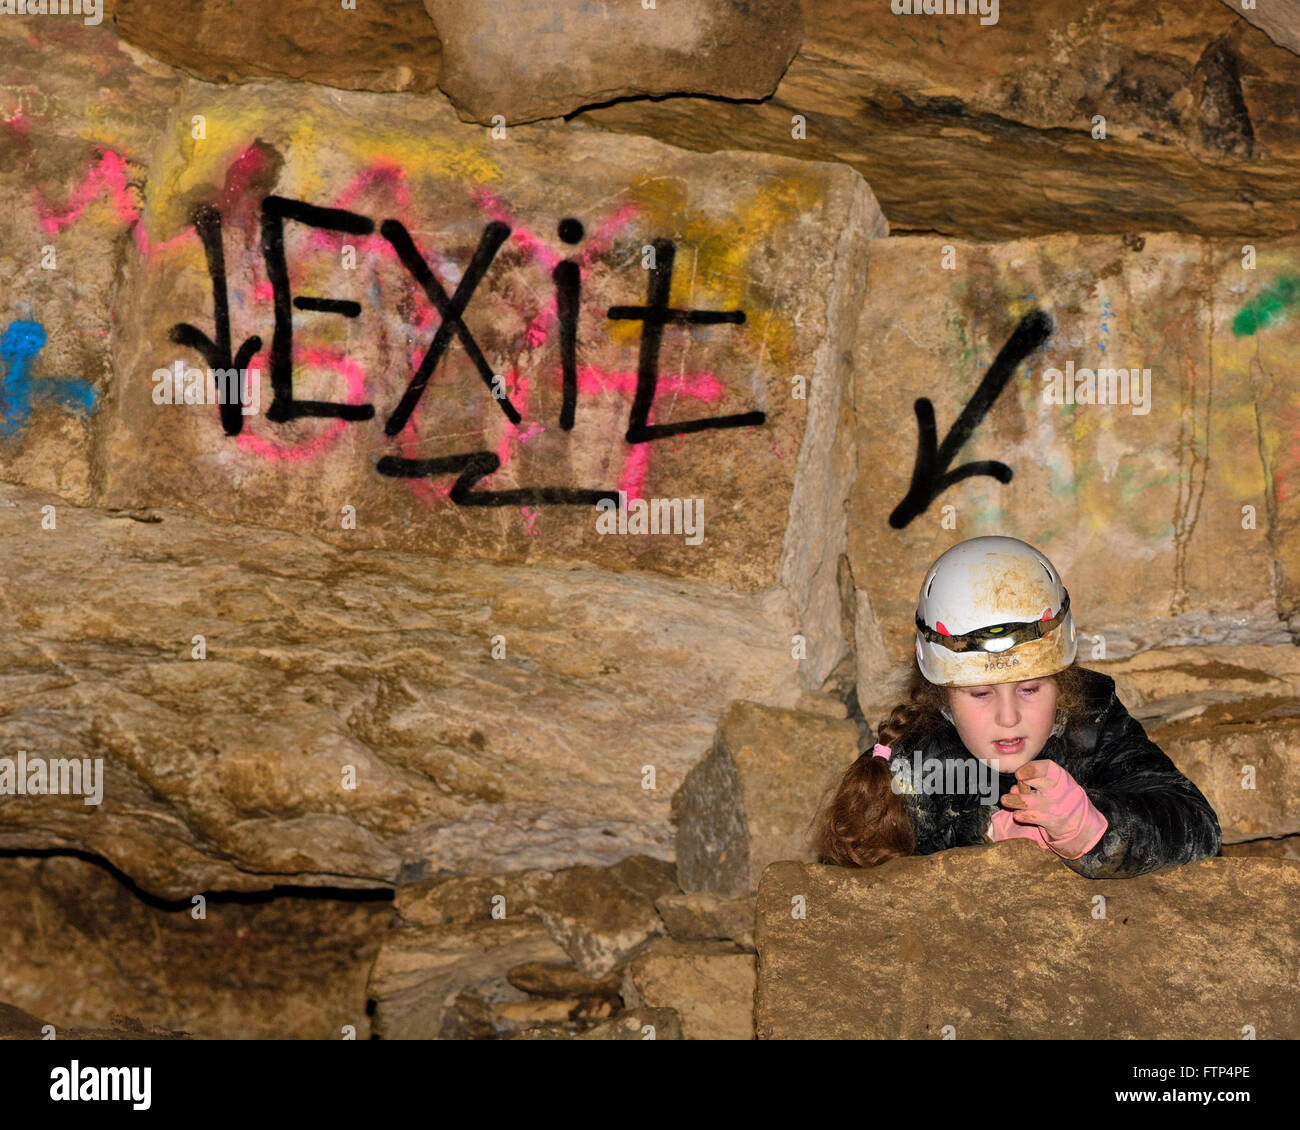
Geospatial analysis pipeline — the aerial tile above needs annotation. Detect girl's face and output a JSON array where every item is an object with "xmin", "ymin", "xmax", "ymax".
[{"xmin": 946, "ymin": 676, "xmax": 1058, "ymax": 773}]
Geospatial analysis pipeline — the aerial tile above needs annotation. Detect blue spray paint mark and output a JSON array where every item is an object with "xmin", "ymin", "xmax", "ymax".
[{"xmin": 0, "ymin": 320, "xmax": 97, "ymax": 437}]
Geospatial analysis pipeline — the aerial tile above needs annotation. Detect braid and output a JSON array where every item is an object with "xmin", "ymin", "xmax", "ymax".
[
  {"xmin": 875, "ymin": 669, "xmax": 947, "ymax": 749},
  {"xmin": 877, "ymin": 700, "xmax": 921, "ymax": 748},
  {"xmin": 813, "ymin": 660, "xmax": 946, "ymax": 867}
]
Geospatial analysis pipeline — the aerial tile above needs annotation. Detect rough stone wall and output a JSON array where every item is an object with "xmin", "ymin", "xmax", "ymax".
[
  {"xmin": 579, "ymin": 0, "xmax": 1300, "ymax": 239},
  {"xmin": 0, "ymin": 18, "xmax": 882, "ymax": 897},
  {"xmin": 847, "ymin": 233, "xmax": 1300, "ymax": 725},
  {"xmin": 756, "ymin": 850, "xmax": 1300, "ymax": 1039},
  {"xmin": 0, "ymin": 0, "xmax": 1297, "ymax": 1045}
]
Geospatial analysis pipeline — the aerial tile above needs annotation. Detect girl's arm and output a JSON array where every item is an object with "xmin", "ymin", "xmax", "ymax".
[
  {"xmin": 895, "ymin": 739, "xmax": 985, "ymax": 855},
  {"xmin": 1059, "ymin": 701, "xmax": 1222, "ymax": 879},
  {"xmin": 899, "ymin": 773, "xmax": 953, "ymax": 855}
]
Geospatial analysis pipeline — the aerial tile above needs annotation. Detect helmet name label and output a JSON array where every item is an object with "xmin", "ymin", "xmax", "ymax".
[{"xmin": 983, "ymin": 654, "xmax": 1021, "ymax": 672}]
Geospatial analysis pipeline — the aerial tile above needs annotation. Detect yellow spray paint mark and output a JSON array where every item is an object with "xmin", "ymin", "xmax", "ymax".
[
  {"xmin": 610, "ymin": 170, "xmax": 825, "ymax": 364},
  {"xmin": 146, "ymin": 103, "xmax": 502, "ymax": 242},
  {"xmin": 1005, "ymin": 297, "xmax": 1037, "ymax": 322}
]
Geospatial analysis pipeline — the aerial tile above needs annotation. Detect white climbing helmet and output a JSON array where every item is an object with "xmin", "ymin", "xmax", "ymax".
[{"xmin": 914, "ymin": 535, "xmax": 1077, "ymax": 687}]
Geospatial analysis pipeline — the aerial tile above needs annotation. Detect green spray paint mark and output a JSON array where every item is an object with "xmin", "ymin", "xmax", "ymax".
[{"xmin": 1233, "ymin": 276, "xmax": 1298, "ymax": 336}]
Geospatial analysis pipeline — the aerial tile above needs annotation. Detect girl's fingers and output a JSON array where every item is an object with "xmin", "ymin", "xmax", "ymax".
[
  {"xmin": 1005, "ymin": 794, "xmax": 1052, "ymax": 818},
  {"xmin": 1018, "ymin": 773, "xmax": 1063, "ymax": 797}
]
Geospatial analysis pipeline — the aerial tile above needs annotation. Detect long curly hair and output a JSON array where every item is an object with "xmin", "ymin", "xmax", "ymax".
[{"xmin": 813, "ymin": 659, "xmax": 1092, "ymax": 868}]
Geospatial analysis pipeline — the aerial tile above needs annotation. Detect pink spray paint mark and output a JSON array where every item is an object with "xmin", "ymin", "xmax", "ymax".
[
  {"xmin": 133, "ymin": 222, "xmax": 198, "ymax": 260},
  {"xmin": 475, "ymin": 186, "xmax": 638, "ymax": 359},
  {"xmin": 619, "ymin": 442, "xmax": 653, "ymax": 502},
  {"xmin": 134, "ymin": 145, "xmax": 275, "ymax": 261},
  {"xmin": 34, "ymin": 148, "xmax": 139, "ymax": 234},
  {"xmin": 494, "ymin": 368, "xmax": 538, "ymax": 471},
  {"xmin": 7, "ymin": 115, "xmax": 193, "ymax": 261},
  {"xmin": 498, "ymin": 369, "xmax": 548, "ymax": 536},
  {"xmin": 235, "ymin": 347, "xmax": 368, "ymax": 463},
  {"xmin": 7, "ymin": 115, "xmax": 140, "ymax": 237},
  {"xmin": 466, "ymin": 189, "xmax": 668, "ymax": 515},
  {"xmin": 6, "ymin": 117, "xmax": 198, "ymax": 266},
  {"xmin": 1276, "ymin": 406, "xmax": 1300, "ymax": 505},
  {"xmin": 393, "ymin": 413, "xmax": 454, "ymax": 507},
  {"xmin": 309, "ymin": 162, "xmax": 412, "ymax": 251},
  {"xmin": 571, "ymin": 365, "xmax": 726, "ymax": 500},
  {"xmin": 220, "ymin": 144, "xmax": 272, "ymax": 214}
]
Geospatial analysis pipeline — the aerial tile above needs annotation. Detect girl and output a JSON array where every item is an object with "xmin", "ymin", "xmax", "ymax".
[{"xmin": 815, "ymin": 535, "xmax": 1222, "ymax": 878}]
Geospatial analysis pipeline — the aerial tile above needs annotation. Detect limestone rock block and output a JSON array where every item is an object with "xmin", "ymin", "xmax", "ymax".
[
  {"xmin": 0, "ymin": 19, "xmax": 179, "ymax": 503},
  {"xmin": 672, "ymin": 701, "xmax": 860, "ymax": 895},
  {"xmin": 621, "ymin": 937, "xmax": 756, "ymax": 1040},
  {"xmin": 755, "ymin": 849, "xmax": 1300, "ymax": 1039},
  {"xmin": 0, "ymin": 479, "xmax": 801, "ymax": 896},
  {"xmin": 1092, "ymin": 645, "xmax": 1300, "ymax": 719},
  {"xmin": 0, "ymin": 855, "xmax": 385, "ymax": 1040},
  {"xmin": 1149, "ymin": 708, "xmax": 1300, "ymax": 842},
  {"xmin": 577, "ymin": 0, "xmax": 1300, "ymax": 239},
  {"xmin": 655, "ymin": 891, "xmax": 757, "ymax": 950},
  {"xmin": 113, "ymin": 0, "xmax": 443, "ymax": 92},
  {"xmin": 425, "ymin": 0, "xmax": 802, "ymax": 124},
  {"xmin": 104, "ymin": 77, "xmax": 881, "ymax": 608}
]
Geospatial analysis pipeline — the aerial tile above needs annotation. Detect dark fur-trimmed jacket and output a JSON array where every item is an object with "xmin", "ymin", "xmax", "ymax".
[{"xmin": 884, "ymin": 668, "xmax": 1222, "ymax": 878}]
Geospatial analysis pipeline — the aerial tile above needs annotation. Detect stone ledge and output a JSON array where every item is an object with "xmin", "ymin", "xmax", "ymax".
[{"xmin": 755, "ymin": 847, "xmax": 1299, "ymax": 1039}]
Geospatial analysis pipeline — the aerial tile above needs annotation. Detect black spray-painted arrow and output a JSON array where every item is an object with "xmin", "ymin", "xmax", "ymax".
[
  {"xmin": 889, "ymin": 308, "xmax": 1054, "ymax": 529},
  {"xmin": 169, "ymin": 204, "xmax": 263, "ymax": 437}
]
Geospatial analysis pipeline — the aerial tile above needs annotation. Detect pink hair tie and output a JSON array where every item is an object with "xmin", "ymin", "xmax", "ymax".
[{"xmin": 872, "ymin": 743, "xmax": 892, "ymax": 760}]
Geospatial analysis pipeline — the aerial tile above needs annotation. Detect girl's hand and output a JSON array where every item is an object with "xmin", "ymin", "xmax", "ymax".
[{"xmin": 1000, "ymin": 759, "xmax": 1108, "ymax": 860}]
